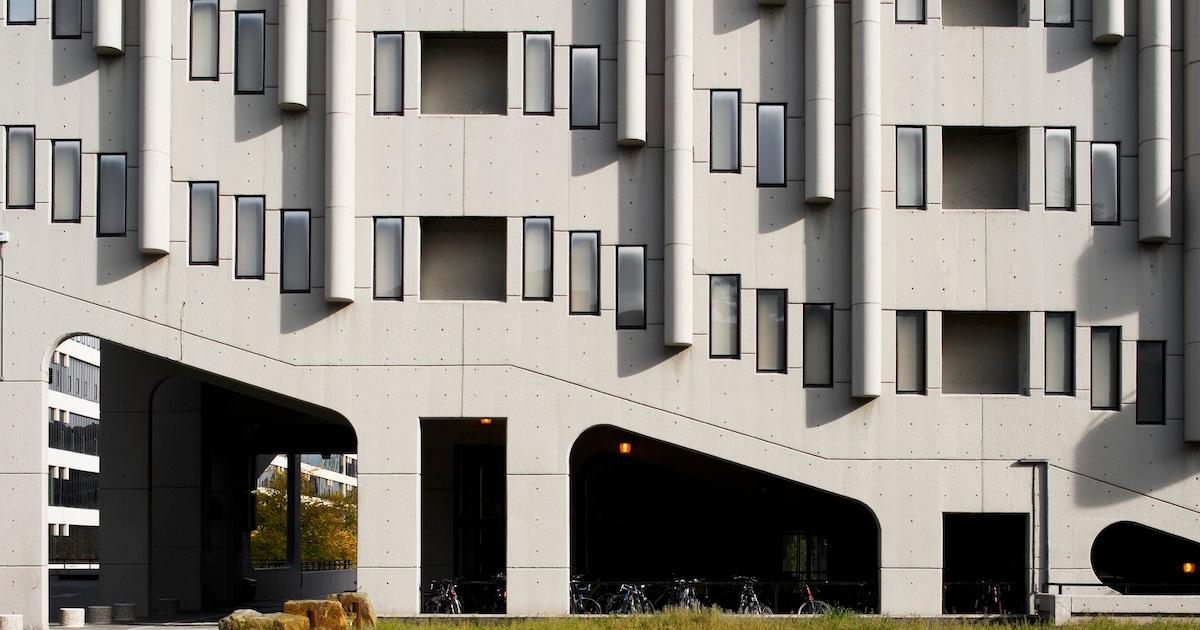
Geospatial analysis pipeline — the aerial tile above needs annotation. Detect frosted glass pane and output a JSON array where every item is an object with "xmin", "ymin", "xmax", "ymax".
[
  {"xmin": 1137, "ymin": 341, "xmax": 1164, "ymax": 423},
  {"xmin": 757, "ymin": 290, "xmax": 786, "ymax": 372},
  {"xmin": 525, "ymin": 33, "xmax": 553, "ymax": 114},
  {"xmin": 711, "ymin": 90, "xmax": 740, "ymax": 171},
  {"xmin": 523, "ymin": 218, "xmax": 552, "ymax": 299},
  {"xmin": 7, "ymin": 127, "xmax": 35, "ymax": 208},
  {"xmin": 570, "ymin": 48, "xmax": 598, "ymax": 128},
  {"xmin": 236, "ymin": 13, "xmax": 265, "ymax": 93},
  {"xmin": 52, "ymin": 141, "xmax": 81, "ymax": 222},
  {"xmin": 804, "ymin": 304, "xmax": 832, "ymax": 386},
  {"xmin": 1045, "ymin": 0, "xmax": 1071, "ymax": 24},
  {"xmin": 896, "ymin": 127, "xmax": 924, "ymax": 207},
  {"xmin": 374, "ymin": 218, "xmax": 404, "ymax": 298},
  {"xmin": 191, "ymin": 0, "xmax": 218, "ymax": 79},
  {"xmin": 1091, "ymin": 328, "xmax": 1119, "ymax": 409},
  {"xmin": 281, "ymin": 210, "xmax": 310, "ymax": 292},
  {"xmin": 8, "ymin": 0, "xmax": 33, "ymax": 22},
  {"xmin": 1046, "ymin": 128, "xmax": 1073, "ymax": 208},
  {"xmin": 54, "ymin": 0, "xmax": 82, "ymax": 37},
  {"xmin": 616, "ymin": 246, "xmax": 645, "ymax": 328},
  {"xmin": 710, "ymin": 276, "xmax": 739, "ymax": 357},
  {"xmin": 374, "ymin": 33, "xmax": 404, "ymax": 114},
  {"xmin": 896, "ymin": 311, "xmax": 925, "ymax": 393},
  {"xmin": 1045, "ymin": 312, "xmax": 1074, "ymax": 394},
  {"xmin": 1091, "ymin": 143, "xmax": 1118, "ymax": 224},
  {"xmin": 569, "ymin": 232, "xmax": 598, "ymax": 314},
  {"xmin": 236, "ymin": 197, "xmax": 265, "ymax": 278},
  {"xmin": 189, "ymin": 183, "xmax": 218, "ymax": 264},
  {"xmin": 97, "ymin": 154, "xmax": 126, "ymax": 235},
  {"xmin": 896, "ymin": 0, "xmax": 925, "ymax": 22},
  {"xmin": 757, "ymin": 105, "xmax": 785, "ymax": 186}
]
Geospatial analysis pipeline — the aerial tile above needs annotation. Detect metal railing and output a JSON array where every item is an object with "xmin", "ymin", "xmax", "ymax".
[
  {"xmin": 570, "ymin": 579, "xmax": 877, "ymax": 614},
  {"xmin": 252, "ymin": 559, "xmax": 354, "ymax": 571}
]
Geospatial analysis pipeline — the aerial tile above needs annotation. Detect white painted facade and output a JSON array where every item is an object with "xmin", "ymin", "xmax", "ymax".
[{"xmin": 0, "ymin": 0, "xmax": 1197, "ymax": 626}]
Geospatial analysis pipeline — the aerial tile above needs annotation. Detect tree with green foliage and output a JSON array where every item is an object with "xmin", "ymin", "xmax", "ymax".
[{"xmin": 250, "ymin": 468, "xmax": 357, "ymax": 567}]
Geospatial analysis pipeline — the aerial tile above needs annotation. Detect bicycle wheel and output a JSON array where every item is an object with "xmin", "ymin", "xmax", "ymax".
[
  {"xmin": 581, "ymin": 597, "xmax": 603, "ymax": 615},
  {"xmin": 799, "ymin": 601, "xmax": 832, "ymax": 615}
]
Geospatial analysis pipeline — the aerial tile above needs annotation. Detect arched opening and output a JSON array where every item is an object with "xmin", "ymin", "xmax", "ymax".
[
  {"xmin": 1092, "ymin": 522, "xmax": 1200, "ymax": 594},
  {"xmin": 569, "ymin": 426, "xmax": 880, "ymax": 613}
]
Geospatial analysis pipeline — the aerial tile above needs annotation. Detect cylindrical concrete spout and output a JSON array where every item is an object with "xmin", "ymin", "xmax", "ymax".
[
  {"xmin": 279, "ymin": 0, "xmax": 309, "ymax": 110},
  {"xmin": 618, "ymin": 0, "xmax": 647, "ymax": 146},
  {"xmin": 805, "ymin": 0, "xmax": 835, "ymax": 203},
  {"xmin": 325, "ymin": 0, "xmax": 356, "ymax": 303},
  {"xmin": 664, "ymin": 0, "xmax": 694, "ymax": 347}
]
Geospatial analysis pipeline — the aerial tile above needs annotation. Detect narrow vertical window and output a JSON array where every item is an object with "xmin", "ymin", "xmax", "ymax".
[
  {"xmin": 804, "ymin": 304, "xmax": 833, "ymax": 387},
  {"xmin": 616, "ymin": 245, "xmax": 645, "ymax": 329},
  {"xmin": 190, "ymin": 0, "xmax": 219, "ymax": 80},
  {"xmin": 373, "ymin": 217, "xmax": 404, "ymax": 300},
  {"xmin": 710, "ymin": 90, "xmax": 741, "ymax": 172},
  {"xmin": 189, "ymin": 182, "xmax": 218, "ymax": 265},
  {"xmin": 1045, "ymin": 312, "xmax": 1075, "ymax": 395},
  {"xmin": 896, "ymin": 126, "xmax": 925, "ymax": 208},
  {"xmin": 569, "ymin": 231, "xmax": 599, "ymax": 315},
  {"xmin": 1046, "ymin": 128, "xmax": 1074, "ymax": 210},
  {"xmin": 52, "ymin": 140, "xmax": 81, "ymax": 223},
  {"xmin": 281, "ymin": 210, "xmax": 311, "ymax": 293},
  {"xmin": 7, "ymin": 0, "xmax": 34, "ymax": 24},
  {"xmin": 1091, "ymin": 326, "xmax": 1120, "ymax": 410},
  {"xmin": 896, "ymin": 310, "xmax": 926, "ymax": 394},
  {"xmin": 757, "ymin": 289, "xmax": 787, "ymax": 373},
  {"xmin": 896, "ymin": 0, "xmax": 925, "ymax": 23},
  {"xmin": 235, "ymin": 196, "xmax": 265, "ymax": 279},
  {"xmin": 1045, "ymin": 0, "xmax": 1072, "ymax": 26},
  {"xmin": 757, "ymin": 104, "xmax": 786, "ymax": 187},
  {"xmin": 53, "ymin": 0, "xmax": 82, "ymax": 38},
  {"xmin": 524, "ymin": 33, "xmax": 554, "ymax": 115},
  {"xmin": 709, "ymin": 275, "xmax": 740, "ymax": 359},
  {"xmin": 1136, "ymin": 341, "xmax": 1166, "ymax": 425},
  {"xmin": 523, "ymin": 218, "xmax": 553, "ymax": 300},
  {"xmin": 1091, "ymin": 142, "xmax": 1119, "ymax": 225},
  {"xmin": 373, "ymin": 33, "xmax": 404, "ymax": 115},
  {"xmin": 570, "ymin": 46, "xmax": 599, "ymax": 129},
  {"xmin": 6, "ymin": 126, "xmax": 35, "ymax": 209},
  {"xmin": 96, "ymin": 154, "xmax": 126, "ymax": 236},
  {"xmin": 235, "ymin": 12, "xmax": 265, "ymax": 94}
]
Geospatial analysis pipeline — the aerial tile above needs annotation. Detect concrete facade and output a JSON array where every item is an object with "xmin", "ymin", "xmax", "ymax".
[{"xmin": 0, "ymin": 0, "xmax": 1198, "ymax": 625}]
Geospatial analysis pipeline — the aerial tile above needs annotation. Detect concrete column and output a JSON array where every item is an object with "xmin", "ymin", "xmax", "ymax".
[
  {"xmin": 325, "ymin": 0, "xmax": 356, "ymax": 303},
  {"xmin": 851, "ymin": 0, "xmax": 881, "ymax": 399},
  {"xmin": 805, "ymin": 0, "xmax": 835, "ymax": 203},
  {"xmin": 279, "ymin": 0, "xmax": 309, "ymax": 111},
  {"xmin": 617, "ymin": 0, "xmax": 647, "ymax": 147},
  {"xmin": 664, "ymin": 0, "xmax": 693, "ymax": 347},
  {"xmin": 1138, "ymin": 0, "xmax": 1171, "ymax": 243},
  {"xmin": 286, "ymin": 454, "xmax": 302, "ymax": 565},
  {"xmin": 94, "ymin": 0, "xmax": 123, "ymax": 55},
  {"xmin": 1184, "ymin": 0, "xmax": 1200, "ymax": 440},
  {"xmin": 1092, "ymin": 0, "xmax": 1124, "ymax": 44},
  {"xmin": 138, "ymin": 0, "xmax": 171, "ymax": 255}
]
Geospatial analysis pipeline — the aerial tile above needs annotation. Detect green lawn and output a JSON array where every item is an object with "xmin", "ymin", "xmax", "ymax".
[{"xmin": 378, "ymin": 608, "xmax": 1200, "ymax": 629}]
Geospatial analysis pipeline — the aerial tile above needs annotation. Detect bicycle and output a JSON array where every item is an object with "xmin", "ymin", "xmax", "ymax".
[
  {"xmin": 483, "ymin": 572, "xmax": 506, "ymax": 613},
  {"xmin": 734, "ymin": 576, "xmax": 772, "ymax": 615},
  {"xmin": 569, "ymin": 577, "xmax": 603, "ymax": 614},
  {"xmin": 973, "ymin": 581, "xmax": 1007, "ymax": 615},
  {"xmin": 663, "ymin": 578, "xmax": 702, "ymax": 610},
  {"xmin": 604, "ymin": 583, "xmax": 654, "ymax": 614},
  {"xmin": 424, "ymin": 578, "xmax": 464, "ymax": 614},
  {"xmin": 796, "ymin": 583, "xmax": 832, "ymax": 615}
]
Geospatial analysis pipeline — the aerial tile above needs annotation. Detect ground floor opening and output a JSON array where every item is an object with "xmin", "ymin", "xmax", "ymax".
[
  {"xmin": 942, "ymin": 513, "xmax": 1028, "ymax": 614},
  {"xmin": 1092, "ymin": 521, "xmax": 1200, "ymax": 594}
]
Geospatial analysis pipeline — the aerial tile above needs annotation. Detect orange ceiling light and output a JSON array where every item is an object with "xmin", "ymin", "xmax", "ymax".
[
  {"xmin": 479, "ymin": 417, "xmax": 494, "ymax": 426},
  {"xmin": 618, "ymin": 442, "xmax": 632, "ymax": 455},
  {"xmin": 1184, "ymin": 562, "xmax": 1196, "ymax": 574}
]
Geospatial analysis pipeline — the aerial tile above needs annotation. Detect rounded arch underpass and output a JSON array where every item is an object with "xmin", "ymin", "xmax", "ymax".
[{"xmin": 1092, "ymin": 521, "xmax": 1200, "ymax": 594}]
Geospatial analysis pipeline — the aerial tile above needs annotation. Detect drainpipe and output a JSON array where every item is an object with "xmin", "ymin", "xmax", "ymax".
[
  {"xmin": 851, "ymin": 0, "xmax": 881, "ymax": 398},
  {"xmin": 94, "ymin": 0, "xmax": 123, "ymax": 56},
  {"xmin": 325, "ymin": 0, "xmax": 356, "ymax": 303},
  {"xmin": 139, "ymin": 0, "xmax": 171, "ymax": 255},
  {"xmin": 1092, "ymin": 0, "xmax": 1123, "ymax": 45},
  {"xmin": 664, "ymin": 0, "xmax": 693, "ymax": 347},
  {"xmin": 279, "ymin": 0, "xmax": 309, "ymax": 111},
  {"xmin": 1138, "ymin": 0, "xmax": 1171, "ymax": 243},
  {"xmin": 618, "ymin": 0, "xmax": 647, "ymax": 147},
  {"xmin": 805, "ymin": 0, "xmax": 835, "ymax": 203}
]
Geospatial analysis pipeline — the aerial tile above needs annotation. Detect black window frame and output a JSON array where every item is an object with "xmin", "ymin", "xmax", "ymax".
[
  {"xmin": 895, "ymin": 125, "xmax": 927, "ymax": 209},
  {"xmin": 569, "ymin": 45, "xmax": 601, "ymax": 130},
  {"xmin": 756, "ymin": 288, "xmax": 788, "ymax": 374},
  {"xmin": 52, "ymin": 0, "xmax": 83, "ymax": 39},
  {"xmin": 234, "ymin": 10, "xmax": 266, "ymax": 95},
  {"xmin": 709, "ymin": 274, "xmax": 741, "ymax": 360},
  {"xmin": 709, "ymin": 88, "xmax": 742, "ymax": 174},
  {"xmin": 1090, "ymin": 141, "xmax": 1121, "ymax": 226},
  {"xmin": 895, "ymin": 310, "xmax": 927, "ymax": 395},
  {"xmin": 1045, "ymin": 126, "xmax": 1076, "ymax": 211},
  {"xmin": 279, "ymin": 209, "xmax": 312, "ymax": 294},
  {"xmin": 1090, "ymin": 326, "xmax": 1121, "ymax": 411},
  {"xmin": 6, "ymin": 125, "xmax": 36, "ymax": 210},
  {"xmin": 568, "ymin": 230, "xmax": 601, "ymax": 316},
  {"xmin": 522, "ymin": 217, "xmax": 553, "ymax": 302},
  {"xmin": 1044, "ymin": 311, "xmax": 1076, "ymax": 396},
  {"xmin": 756, "ymin": 102, "xmax": 787, "ymax": 188},
  {"xmin": 803, "ymin": 303, "xmax": 835, "ymax": 388},
  {"xmin": 189, "ymin": 0, "xmax": 220, "ymax": 81},
  {"xmin": 188, "ymin": 181, "xmax": 220, "ymax": 266},
  {"xmin": 95, "ymin": 152, "xmax": 127, "ymax": 238},
  {"xmin": 615, "ymin": 244, "xmax": 647, "ymax": 330},
  {"xmin": 523, "ymin": 31, "xmax": 555, "ymax": 116},
  {"xmin": 372, "ymin": 216, "xmax": 405, "ymax": 301},
  {"xmin": 234, "ymin": 195, "xmax": 266, "ymax": 280},
  {"xmin": 51, "ymin": 138, "xmax": 82, "ymax": 224},
  {"xmin": 894, "ymin": 0, "xmax": 927, "ymax": 24},
  {"xmin": 373, "ymin": 31, "xmax": 405, "ymax": 116},
  {"xmin": 6, "ymin": 0, "xmax": 34, "ymax": 25},
  {"xmin": 1136, "ymin": 340, "xmax": 1166, "ymax": 425},
  {"xmin": 1045, "ymin": 0, "xmax": 1074, "ymax": 27}
]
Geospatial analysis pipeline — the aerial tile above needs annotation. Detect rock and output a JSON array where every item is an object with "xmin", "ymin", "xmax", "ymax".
[
  {"xmin": 218, "ymin": 609, "xmax": 264, "ymax": 630},
  {"xmin": 328, "ymin": 593, "xmax": 376, "ymax": 630},
  {"xmin": 282, "ymin": 600, "xmax": 346, "ymax": 630},
  {"xmin": 219, "ymin": 609, "xmax": 309, "ymax": 630}
]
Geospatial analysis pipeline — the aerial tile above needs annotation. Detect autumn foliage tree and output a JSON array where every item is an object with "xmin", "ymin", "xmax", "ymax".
[{"xmin": 250, "ymin": 469, "xmax": 358, "ymax": 567}]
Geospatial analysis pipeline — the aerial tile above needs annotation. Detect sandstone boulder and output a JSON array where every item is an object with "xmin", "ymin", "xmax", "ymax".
[
  {"xmin": 328, "ymin": 593, "xmax": 376, "ymax": 630},
  {"xmin": 282, "ymin": 600, "xmax": 347, "ymax": 630}
]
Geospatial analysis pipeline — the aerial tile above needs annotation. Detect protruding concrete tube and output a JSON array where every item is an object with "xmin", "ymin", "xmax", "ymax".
[
  {"xmin": 759, "ymin": 0, "xmax": 788, "ymax": 5},
  {"xmin": 805, "ymin": 0, "xmax": 835, "ymax": 203},
  {"xmin": 279, "ymin": 0, "xmax": 309, "ymax": 110},
  {"xmin": 851, "ymin": 0, "xmax": 881, "ymax": 398},
  {"xmin": 664, "ymin": 0, "xmax": 693, "ymax": 347},
  {"xmin": 1184, "ymin": 0, "xmax": 1200, "ymax": 440},
  {"xmin": 1138, "ymin": 0, "xmax": 1171, "ymax": 243},
  {"xmin": 618, "ymin": 0, "xmax": 647, "ymax": 146},
  {"xmin": 1092, "ymin": 0, "xmax": 1124, "ymax": 44},
  {"xmin": 325, "ymin": 0, "xmax": 356, "ymax": 303},
  {"xmin": 139, "ymin": 0, "xmax": 171, "ymax": 255},
  {"xmin": 94, "ymin": 0, "xmax": 123, "ymax": 55}
]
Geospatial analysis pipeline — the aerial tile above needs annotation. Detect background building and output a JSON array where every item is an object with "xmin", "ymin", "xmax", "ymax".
[{"xmin": 47, "ymin": 335, "xmax": 101, "ymax": 571}]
